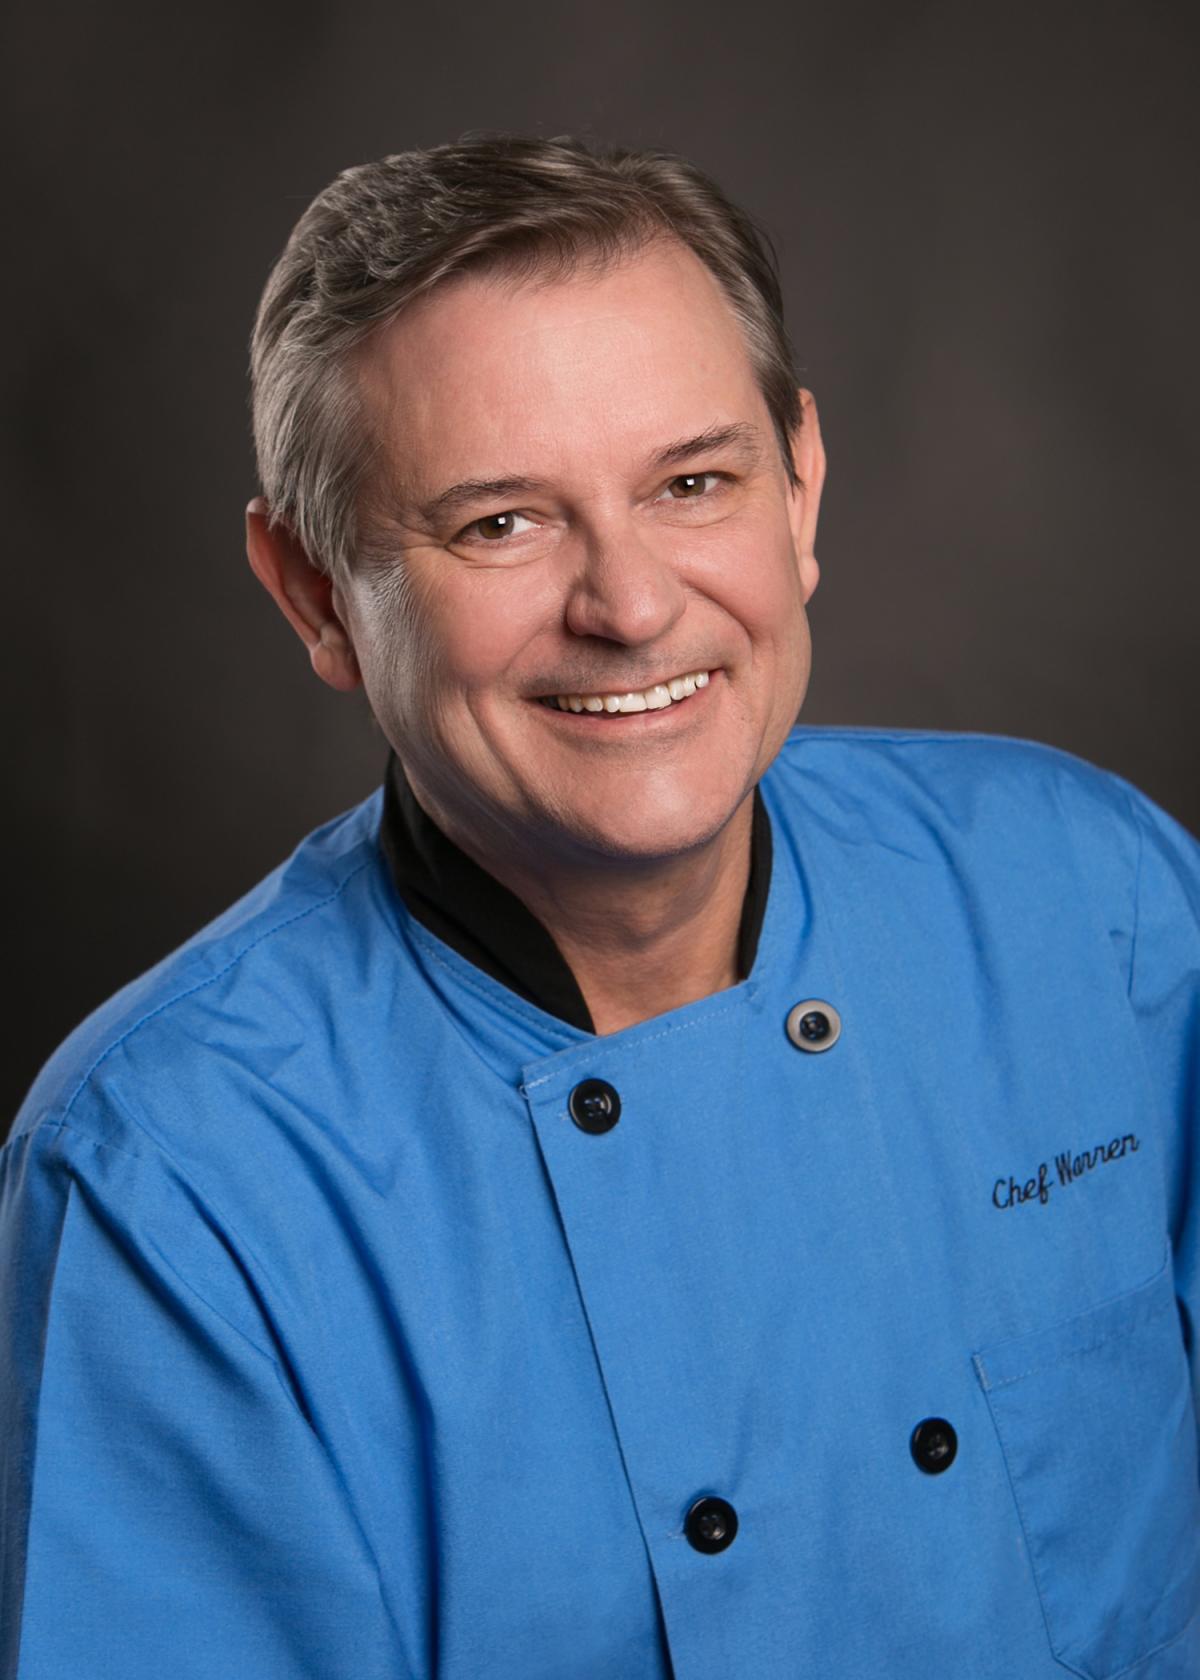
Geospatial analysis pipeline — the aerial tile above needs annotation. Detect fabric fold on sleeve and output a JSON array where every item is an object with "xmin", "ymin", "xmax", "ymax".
[
  {"xmin": 1119, "ymin": 785, "xmax": 1200, "ymax": 1450},
  {"xmin": 0, "ymin": 1110, "xmax": 410, "ymax": 1680}
]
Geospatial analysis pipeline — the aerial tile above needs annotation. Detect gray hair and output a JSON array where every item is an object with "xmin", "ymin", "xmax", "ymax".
[{"xmin": 250, "ymin": 131, "xmax": 803, "ymax": 581}]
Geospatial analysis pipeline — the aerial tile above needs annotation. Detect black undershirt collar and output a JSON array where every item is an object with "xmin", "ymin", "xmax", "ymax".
[{"xmin": 379, "ymin": 753, "xmax": 773, "ymax": 1035}]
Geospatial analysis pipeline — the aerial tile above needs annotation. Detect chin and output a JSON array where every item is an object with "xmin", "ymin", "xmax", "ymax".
[{"xmin": 560, "ymin": 784, "xmax": 745, "ymax": 863}]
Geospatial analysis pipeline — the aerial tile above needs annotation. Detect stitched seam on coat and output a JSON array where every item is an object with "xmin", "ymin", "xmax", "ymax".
[
  {"xmin": 36, "ymin": 1118, "xmax": 290, "ymax": 1376},
  {"xmin": 62, "ymin": 860, "xmax": 371, "ymax": 1118},
  {"xmin": 1103, "ymin": 1605, "xmax": 1200, "ymax": 1679},
  {"xmin": 410, "ymin": 922, "xmax": 584, "ymax": 1044},
  {"xmin": 984, "ymin": 1378, "xmax": 1200, "ymax": 1678},
  {"xmin": 1123, "ymin": 782, "xmax": 1146, "ymax": 1003},
  {"xmin": 33, "ymin": 980, "xmax": 410, "ymax": 1661},
  {"xmin": 972, "ymin": 1373, "xmax": 1066, "ymax": 1671},
  {"xmin": 978, "ymin": 1296, "xmax": 1172, "ymax": 1391},
  {"xmin": 520, "ymin": 997, "xmax": 754, "ymax": 1092},
  {"xmin": 410, "ymin": 918, "xmax": 760, "ymax": 1083}
]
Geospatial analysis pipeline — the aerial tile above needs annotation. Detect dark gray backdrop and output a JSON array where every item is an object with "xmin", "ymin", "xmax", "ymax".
[{"xmin": 7, "ymin": 0, "xmax": 1198, "ymax": 1130}]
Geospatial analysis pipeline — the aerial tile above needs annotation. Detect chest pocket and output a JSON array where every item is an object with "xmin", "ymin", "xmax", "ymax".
[{"xmin": 972, "ymin": 1252, "xmax": 1200, "ymax": 1679}]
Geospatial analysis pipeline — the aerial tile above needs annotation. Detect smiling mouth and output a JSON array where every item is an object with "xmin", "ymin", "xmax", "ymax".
[{"xmin": 536, "ymin": 668, "xmax": 713, "ymax": 715}]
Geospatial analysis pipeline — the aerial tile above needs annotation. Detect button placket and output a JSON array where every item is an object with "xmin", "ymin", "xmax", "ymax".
[{"xmin": 518, "ymin": 960, "xmax": 863, "ymax": 1672}]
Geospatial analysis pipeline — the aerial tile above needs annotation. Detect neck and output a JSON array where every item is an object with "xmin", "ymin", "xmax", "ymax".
[
  {"xmin": 512, "ymin": 797, "xmax": 756, "ymax": 1034},
  {"xmin": 409, "ymin": 776, "xmax": 757, "ymax": 1036}
]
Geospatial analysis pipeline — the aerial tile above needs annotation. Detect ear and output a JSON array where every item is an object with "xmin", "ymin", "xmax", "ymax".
[
  {"xmin": 245, "ymin": 498, "xmax": 362, "ymax": 692},
  {"xmin": 785, "ymin": 388, "xmax": 826, "ymax": 606}
]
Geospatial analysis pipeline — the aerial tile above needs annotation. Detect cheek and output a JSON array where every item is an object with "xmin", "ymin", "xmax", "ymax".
[
  {"xmin": 345, "ymin": 564, "xmax": 442, "ymax": 735},
  {"xmin": 690, "ymin": 511, "xmax": 808, "ymax": 649},
  {"xmin": 359, "ymin": 557, "xmax": 551, "ymax": 727},
  {"xmin": 432, "ymin": 568, "xmax": 552, "ymax": 696},
  {"xmin": 702, "ymin": 519, "xmax": 814, "ymax": 736}
]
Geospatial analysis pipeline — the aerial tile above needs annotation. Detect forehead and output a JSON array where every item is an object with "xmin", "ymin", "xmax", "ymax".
[{"xmin": 355, "ymin": 238, "xmax": 767, "ymax": 499}]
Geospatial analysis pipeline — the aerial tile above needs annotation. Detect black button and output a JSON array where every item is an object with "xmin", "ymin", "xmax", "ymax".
[
  {"xmin": 785, "ymin": 999, "xmax": 842, "ymax": 1053},
  {"xmin": 910, "ymin": 1417, "xmax": 957, "ymax": 1474},
  {"xmin": 684, "ymin": 1495, "xmax": 738, "ymax": 1553},
  {"xmin": 568, "ymin": 1078, "xmax": 621, "ymax": 1134}
]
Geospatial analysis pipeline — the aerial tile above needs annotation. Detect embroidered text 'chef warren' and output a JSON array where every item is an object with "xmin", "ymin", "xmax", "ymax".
[{"xmin": 992, "ymin": 1133, "xmax": 1141, "ymax": 1210}]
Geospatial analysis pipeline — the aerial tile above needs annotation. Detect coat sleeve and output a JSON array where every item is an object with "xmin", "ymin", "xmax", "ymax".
[
  {"xmin": 1120, "ymin": 784, "xmax": 1200, "ymax": 1436},
  {"xmin": 0, "ymin": 1105, "xmax": 410, "ymax": 1680}
]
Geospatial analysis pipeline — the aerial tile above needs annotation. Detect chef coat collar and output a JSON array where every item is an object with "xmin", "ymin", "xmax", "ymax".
[{"xmin": 378, "ymin": 752, "xmax": 773, "ymax": 1035}]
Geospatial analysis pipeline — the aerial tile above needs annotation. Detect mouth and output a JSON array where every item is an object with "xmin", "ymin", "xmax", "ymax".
[{"xmin": 533, "ymin": 667, "xmax": 714, "ymax": 718}]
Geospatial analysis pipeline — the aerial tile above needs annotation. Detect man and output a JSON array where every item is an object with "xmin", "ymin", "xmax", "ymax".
[{"xmin": 2, "ymin": 133, "xmax": 1198, "ymax": 1680}]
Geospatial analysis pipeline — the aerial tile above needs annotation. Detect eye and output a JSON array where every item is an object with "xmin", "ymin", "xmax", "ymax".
[
  {"xmin": 458, "ymin": 509, "xmax": 537, "ymax": 543},
  {"xmin": 660, "ymin": 471, "xmax": 724, "ymax": 501}
]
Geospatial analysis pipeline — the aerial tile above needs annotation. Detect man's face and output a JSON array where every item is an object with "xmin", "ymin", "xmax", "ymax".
[{"xmin": 339, "ymin": 237, "xmax": 822, "ymax": 870}]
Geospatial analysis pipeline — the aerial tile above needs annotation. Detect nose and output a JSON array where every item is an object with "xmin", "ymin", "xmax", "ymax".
[{"xmin": 562, "ymin": 517, "xmax": 687, "ymax": 646}]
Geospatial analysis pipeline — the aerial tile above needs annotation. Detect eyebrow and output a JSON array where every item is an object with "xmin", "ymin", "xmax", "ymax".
[{"xmin": 412, "ymin": 421, "xmax": 766, "ymax": 527}]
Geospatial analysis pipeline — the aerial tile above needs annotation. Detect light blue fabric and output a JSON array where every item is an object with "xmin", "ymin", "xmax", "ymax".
[{"xmin": 4, "ymin": 725, "xmax": 1200, "ymax": 1679}]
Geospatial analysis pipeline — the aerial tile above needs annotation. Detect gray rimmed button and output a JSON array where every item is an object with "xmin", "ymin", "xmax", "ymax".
[{"xmin": 785, "ymin": 999, "xmax": 842, "ymax": 1052}]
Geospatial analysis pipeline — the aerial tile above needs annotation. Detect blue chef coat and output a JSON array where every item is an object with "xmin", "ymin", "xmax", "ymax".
[{"xmin": 3, "ymin": 724, "xmax": 1200, "ymax": 1680}]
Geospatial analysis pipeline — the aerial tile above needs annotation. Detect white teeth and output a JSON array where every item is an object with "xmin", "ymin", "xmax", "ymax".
[{"xmin": 542, "ymin": 670, "xmax": 713, "ymax": 714}]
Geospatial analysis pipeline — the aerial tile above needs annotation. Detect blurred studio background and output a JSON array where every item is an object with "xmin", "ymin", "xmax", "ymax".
[{"xmin": 6, "ymin": 0, "xmax": 1198, "ymax": 1128}]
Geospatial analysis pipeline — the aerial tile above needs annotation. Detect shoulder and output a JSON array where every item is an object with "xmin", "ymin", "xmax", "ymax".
[
  {"xmin": 11, "ymin": 788, "xmax": 390, "ymax": 1160},
  {"xmin": 764, "ymin": 724, "xmax": 1199, "ymax": 943},
  {"xmin": 769, "ymin": 721, "xmax": 1135, "ymax": 821},
  {"xmin": 766, "ymin": 722, "xmax": 1162, "ymax": 859}
]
